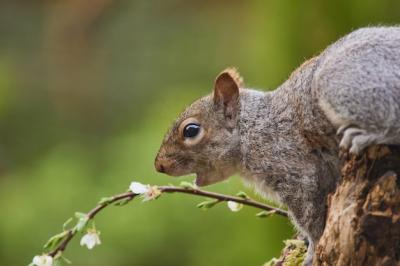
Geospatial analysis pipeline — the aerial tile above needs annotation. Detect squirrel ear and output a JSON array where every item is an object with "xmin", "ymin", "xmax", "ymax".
[{"xmin": 213, "ymin": 68, "xmax": 242, "ymax": 111}]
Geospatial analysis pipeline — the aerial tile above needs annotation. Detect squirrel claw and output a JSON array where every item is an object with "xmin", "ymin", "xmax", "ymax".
[
  {"xmin": 303, "ymin": 241, "xmax": 314, "ymax": 266},
  {"xmin": 339, "ymin": 127, "xmax": 366, "ymax": 151},
  {"xmin": 336, "ymin": 124, "xmax": 351, "ymax": 136},
  {"xmin": 349, "ymin": 133, "xmax": 380, "ymax": 155},
  {"xmin": 339, "ymin": 127, "xmax": 382, "ymax": 155}
]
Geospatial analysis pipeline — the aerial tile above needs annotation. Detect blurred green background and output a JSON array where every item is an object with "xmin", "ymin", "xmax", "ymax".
[{"xmin": 0, "ymin": 1, "xmax": 399, "ymax": 265}]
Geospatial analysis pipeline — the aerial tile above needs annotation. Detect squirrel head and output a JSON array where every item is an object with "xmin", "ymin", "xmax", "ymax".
[{"xmin": 155, "ymin": 68, "xmax": 244, "ymax": 186}]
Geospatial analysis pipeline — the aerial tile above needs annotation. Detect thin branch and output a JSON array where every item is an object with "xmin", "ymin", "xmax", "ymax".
[
  {"xmin": 47, "ymin": 185, "xmax": 287, "ymax": 258},
  {"xmin": 159, "ymin": 186, "xmax": 288, "ymax": 216},
  {"xmin": 49, "ymin": 192, "xmax": 136, "ymax": 257}
]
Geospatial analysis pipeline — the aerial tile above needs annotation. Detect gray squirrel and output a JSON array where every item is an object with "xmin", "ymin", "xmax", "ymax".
[{"xmin": 154, "ymin": 26, "xmax": 400, "ymax": 265}]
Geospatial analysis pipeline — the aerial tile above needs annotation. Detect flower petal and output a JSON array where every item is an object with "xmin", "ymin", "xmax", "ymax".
[
  {"xmin": 80, "ymin": 234, "xmax": 90, "ymax": 247},
  {"xmin": 44, "ymin": 256, "xmax": 53, "ymax": 266},
  {"xmin": 227, "ymin": 201, "xmax": 243, "ymax": 212},
  {"xmin": 80, "ymin": 231, "xmax": 101, "ymax": 250},
  {"xmin": 129, "ymin": 182, "xmax": 149, "ymax": 194},
  {"xmin": 33, "ymin": 256, "xmax": 42, "ymax": 266},
  {"xmin": 87, "ymin": 237, "xmax": 96, "ymax": 249},
  {"xmin": 142, "ymin": 186, "xmax": 161, "ymax": 201},
  {"xmin": 94, "ymin": 233, "xmax": 101, "ymax": 245},
  {"xmin": 32, "ymin": 255, "xmax": 53, "ymax": 266}
]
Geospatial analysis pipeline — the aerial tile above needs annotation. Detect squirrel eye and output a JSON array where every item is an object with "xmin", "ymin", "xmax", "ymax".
[{"xmin": 183, "ymin": 123, "xmax": 201, "ymax": 138}]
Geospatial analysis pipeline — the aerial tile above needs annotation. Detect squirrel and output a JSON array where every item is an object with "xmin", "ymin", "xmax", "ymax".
[{"xmin": 154, "ymin": 26, "xmax": 400, "ymax": 265}]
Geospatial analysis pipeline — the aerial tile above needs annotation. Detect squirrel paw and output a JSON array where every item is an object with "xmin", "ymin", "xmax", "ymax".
[
  {"xmin": 339, "ymin": 127, "xmax": 379, "ymax": 155},
  {"xmin": 303, "ymin": 241, "xmax": 314, "ymax": 266},
  {"xmin": 336, "ymin": 124, "xmax": 352, "ymax": 136}
]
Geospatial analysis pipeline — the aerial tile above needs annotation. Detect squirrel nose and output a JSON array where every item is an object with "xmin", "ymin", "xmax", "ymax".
[
  {"xmin": 155, "ymin": 161, "xmax": 165, "ymax": 173},
  {"xmin": 155, "ymin": 155, "xmax": 166, "ymax": 173}
]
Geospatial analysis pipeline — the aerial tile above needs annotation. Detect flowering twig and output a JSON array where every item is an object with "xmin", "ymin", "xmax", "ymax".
[
  {"xmin": 33, "ymin": 182, "xmax": 287, "ymax": 266},
  {"xmin": 49, "ymin": 192, "xmax": 134, "ymax": 257},
  {"xmin": 158, "ymin": 186, "xmax": 287, "ymax": 216}
]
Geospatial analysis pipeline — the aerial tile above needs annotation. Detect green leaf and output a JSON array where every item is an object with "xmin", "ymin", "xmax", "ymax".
[
  {"xmin": 43, "ymin": 231, "xmax": 69, "ymax": 250},
  {"xmin": 63, "ymin": 217, "xmax": 73, "ymax": 231},
  {"xmin": 255, "ymin": 210, "xmax": 276, "ymax": 218},
  {"xmin": 73, "ymin": 212, "xmax": 90, "ymax": 232},
  {"xmin": 61, "ymin": 255, "xmax": 72, "ymax": 264},
  {"xmin": 179, "ymin": 181, "xmax": 197, "ymax": 189},
  {"xmin": 196, "ymin": 199, "xmax": 220, "ymax": 210},
  {"xmin": 75, "ymin": 217, "xmax": 89, "ymax": 232},
  {"xmin": 53, "ymin": 251, "xmax": 62, "ymax": 259},
  {"xmin": 236, "ymin": 191, "xmax": 249, "ymax": 199},
  {"xmin": 53, "ymin": 259, "xmax": 62, "ymax": 266},
  {"xmin": 114, "ymin": 197, "xmax": 133, "ymax": 206},
  {"xmin": 74, "ymin": 212, "xmax": 87, "ymax": 219},
  {"xmin": 98, "ymin": 196, "xmax": 114, "ymax": 205}
]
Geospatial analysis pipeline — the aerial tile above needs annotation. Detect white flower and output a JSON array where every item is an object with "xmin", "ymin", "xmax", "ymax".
[
  {"xmin": 129, "ymin": 181, "xmax": 161, "ymax": 201},
  {"xmin": 227, "ymin": 201, "xmax": 243, "ymax": 212},
  {"xmin": 142, "ymin": 186, "xmax": 162, "ymax": 201},
  {"xmin": 32, "ymin": 254, "xmax": 53, "ymax": 266},
  {"xmin": 129, "ymin": 182, "xmax": 149, "ymax": 194},
  {"xmin": 80, "ymin": 230, "xmax": 101, "ymax": 250}
]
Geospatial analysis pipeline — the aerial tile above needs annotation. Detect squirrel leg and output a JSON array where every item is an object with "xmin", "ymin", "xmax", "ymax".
[
  {"xmin": 336, "ymin": 124, "xmax": 352, "ymax": 135},
  {"xmin": 339, "ymin": 127, "xmax": 366, "ymax": 151},
  {"xmin": 339, "ymin": 127, "xmax": 393, "ymax": 155},
  {"xmin": 349, "ymin": 133, "xmax": 381, "ymax": 154},
  {"xmin": 303, "ymin": 240, "xmax": 314, "ymax": 266}
]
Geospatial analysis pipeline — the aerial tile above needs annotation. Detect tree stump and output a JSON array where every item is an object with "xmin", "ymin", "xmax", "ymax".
[{"xmin": 314, "ymin": 145, "xmax": 400, "ymax": 266}]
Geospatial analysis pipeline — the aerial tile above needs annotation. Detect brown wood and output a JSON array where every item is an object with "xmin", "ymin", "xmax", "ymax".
[{"xmin": 314, "ymin": 145, "xmax": 400, "ymax": 266}]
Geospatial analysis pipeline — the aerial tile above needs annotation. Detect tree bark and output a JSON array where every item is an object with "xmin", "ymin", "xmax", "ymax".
[{"xmin": 314, "ymin": 145, "xmax": 400, "ymax": 266}]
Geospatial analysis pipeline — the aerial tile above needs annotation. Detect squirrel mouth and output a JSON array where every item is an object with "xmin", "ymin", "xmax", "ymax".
[
  {"xmin": 195, "ymin": 173, "xmax": 207, "ymax": 187},
  {"xmin": 195, "ymin": 170, "xmax": 231, "ymax": 187},
  {"xmin": 195, "ymin": 172, "xmax": 219, "ymax": 187}
]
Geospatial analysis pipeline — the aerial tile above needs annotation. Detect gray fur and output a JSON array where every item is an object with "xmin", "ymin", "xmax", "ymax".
[
  {"xmin": 315, "ymin": 27, "xmax": 400, "ymax": 153},
  {"xmin": 156, "ymin": 26, "xmax": 400, "ymax": 265},
  {"xmin": 238, "ymin": 59, "xmax": 340, "ymax": 262}
]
